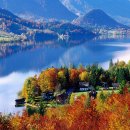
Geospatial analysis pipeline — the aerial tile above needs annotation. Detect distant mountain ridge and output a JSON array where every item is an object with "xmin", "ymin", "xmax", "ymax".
[
  {"xmin": 0, "ymin": 8, "xmax": 45, "ymax": 34},
  {"xmin": 0, "ymin": 8, "xmax": 95, "ymax": 41},
  {"xmin": 0, "ymin": 0, "xmax": 77, "ymax": 21},
  {"xmin": 61, "ymin": 0, "xmax": 130, "ymax": 25},
  {"xmin": 73, "ymin": 9, "xmax": 128, "ymax": 29},
  {"xmin": 45, "ymin": 22, "xmax": 96, "ymax": 40}
]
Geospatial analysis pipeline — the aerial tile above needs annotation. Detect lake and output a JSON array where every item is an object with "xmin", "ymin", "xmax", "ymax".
[{"xmin": 0, "ymin": 36, "xmax": 130, "ymax": 113}]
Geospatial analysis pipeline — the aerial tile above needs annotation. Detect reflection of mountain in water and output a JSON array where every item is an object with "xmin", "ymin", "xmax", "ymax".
[
  {"xmin": 0, "ymin": 37, "xmax": 129, "ymax": 77},
  {"xmin": 0, "ymin": 39, "xmax": 88, "ymax": 59},
  {"xmin": 0, "ymin": 35, "xmax": 128, "ymax": 59}
]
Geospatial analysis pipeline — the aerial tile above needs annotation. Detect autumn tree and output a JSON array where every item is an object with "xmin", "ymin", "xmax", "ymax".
[
  {"xmin": 57, "ymin": 70, "xmax": 67, "ymax": 89},
  {"xmin": 69, "ymin": 68, "xmax": 79, "ymax": 86},
  {"xmin": 22, "ymin": 77, "xmax": 37, "ymax": 102},
  {"xmin": 79, "ymin": 71, "xmax": 89, "ymax": 82},
  {"xmin": 38, "ymin": 68, "xmax": 58, "ymax": 92}
]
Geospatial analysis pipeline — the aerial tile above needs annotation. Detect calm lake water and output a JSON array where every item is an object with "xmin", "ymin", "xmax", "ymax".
[{"xmin": 0, "ymin": 37, "xmax": 130, "ymax": 113}]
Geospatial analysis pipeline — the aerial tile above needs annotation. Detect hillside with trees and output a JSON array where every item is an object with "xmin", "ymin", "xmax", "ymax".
[
  {"xmin": 1, "ymin": 82, "xmax": 130, "ymax": 129},
  {"xmin": 73, "ymin": 9, "xmax": 128, "ymax": 29},
  {"xmin": 0, "ymin": 8, "xmax": 95, "ymax": 42},
  {"xmin": 19, "ymin": 60, "xmax": 130, "ymax": 110},
  {"xmin": 0, "ymin": 0, "xmax": 77, "ymax": 21}
]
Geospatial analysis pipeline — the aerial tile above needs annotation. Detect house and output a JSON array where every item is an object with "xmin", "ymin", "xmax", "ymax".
[
  {"xmin": 15, "ymin": 98, "xmax": 25, "ymax": 107},
  {"xmin": 55, "ymin": 89, "xmax": 70, "ymax": 104},
  {"xmin": 112, "ymin": 83, "xmax": 119, "ymax": 89},
  {"xmin": 56, "ymin": 93, "xmax": 68, "ymax": 104},
  {"xmin": 78, "ymin": 82, "xmax": 94, "ymax": 92}
]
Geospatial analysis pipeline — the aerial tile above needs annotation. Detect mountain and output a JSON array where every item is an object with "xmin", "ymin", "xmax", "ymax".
[
  {"xmin": 60, "ymin": 0, "xmax": 91, "ymax": 16},
  {"xmin": 0, "ymin": 8, "xmax": 45, "ymax": 34},
  {"xmin": 60, "ymin": 0, "xmax": 130, "ymax": 25},
  {"xmin": 73, "ymin": 9, "xmax": 128, "ymax": 29},
  {"xmin": 0, "ymin": 8, "xmax": 58, "ymax": 41},
  {"xmin": 0, "ymin": 0, "xmax": 77, "ymax": 21},
  {"xmin": 0, "ymin": 8, "xmax": 95, "ymax": 41},
  {"xmin": 45, "ymin": 22, "xmax": 96, "ymax": 40}
]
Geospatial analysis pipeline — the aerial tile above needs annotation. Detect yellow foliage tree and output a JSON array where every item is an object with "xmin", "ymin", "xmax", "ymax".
[
  {"xmin": 22, "ymin": 77, "xmax": 37, "ymax": 100},
  {"xmin": 117, "ymin": 61, "xmax": 126, "ymax": 67},
  {"xmin": 79, "ymin": 71, "xmax": 88, "ymax": 82}
]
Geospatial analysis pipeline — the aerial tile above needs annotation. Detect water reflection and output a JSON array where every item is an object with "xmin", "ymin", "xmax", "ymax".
[
  {"xmin": 0, "ymin": 39, "xmax": 88, "ymax": 59},
  {"xmin": 0, "ymin": 38, "xmax": 127, "ymax": 77}
]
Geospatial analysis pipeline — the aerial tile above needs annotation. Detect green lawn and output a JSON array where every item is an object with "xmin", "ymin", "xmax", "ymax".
[
  {"xmin": 73, "ymin": 89, "xmax": 119, "ymax": 97},
  {"xmin": 69, "ymin": 89, "xmax": 119, "ymax": 104}
]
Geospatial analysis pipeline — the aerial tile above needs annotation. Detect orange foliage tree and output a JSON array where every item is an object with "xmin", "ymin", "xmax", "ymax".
[{"xmin": 38, "ymin": 68, "xmax": 58, "ymax": 92}]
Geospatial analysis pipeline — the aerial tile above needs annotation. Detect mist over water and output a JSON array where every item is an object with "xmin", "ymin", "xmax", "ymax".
[{"xmin": 0, "ymin": 72, "xmax": 36, "ymax": 113}]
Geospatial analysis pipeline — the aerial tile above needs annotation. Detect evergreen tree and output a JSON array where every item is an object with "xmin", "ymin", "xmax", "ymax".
[
  {"xmin": 109, "ymin": 59, "xmax": 114, "ymax": 69},
  {"xmin": 89, "ymin": 64, "xmax": 103, "ymax": 87}
]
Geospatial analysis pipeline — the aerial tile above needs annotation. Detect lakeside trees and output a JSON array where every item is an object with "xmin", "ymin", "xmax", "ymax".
[
  {"xmin": 22, "ymin": 77, "xmax": 37, "ymax": 102},
  {"xmin": 21, "ymin": 60, "xmax": 130, "ymax": 103},
  {"xmin": 38, "ymin": 68, "xmax": 58, "ymax": 92}
]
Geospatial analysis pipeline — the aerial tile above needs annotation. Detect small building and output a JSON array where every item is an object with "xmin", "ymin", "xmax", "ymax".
[
  {"xmin": 15, "ymin": 98, "xmax": 25, "ymax": 107},
  {"xmin": 112, "ymin": 83, "xmax": 119, "ymax": 89},
  {"xmin": 78, "ymin": 82, "xmax": 94, "ymax": 92},
  {"xmin": 56, "ymin": 93, "xmax": 68, "ymax": 104}
]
